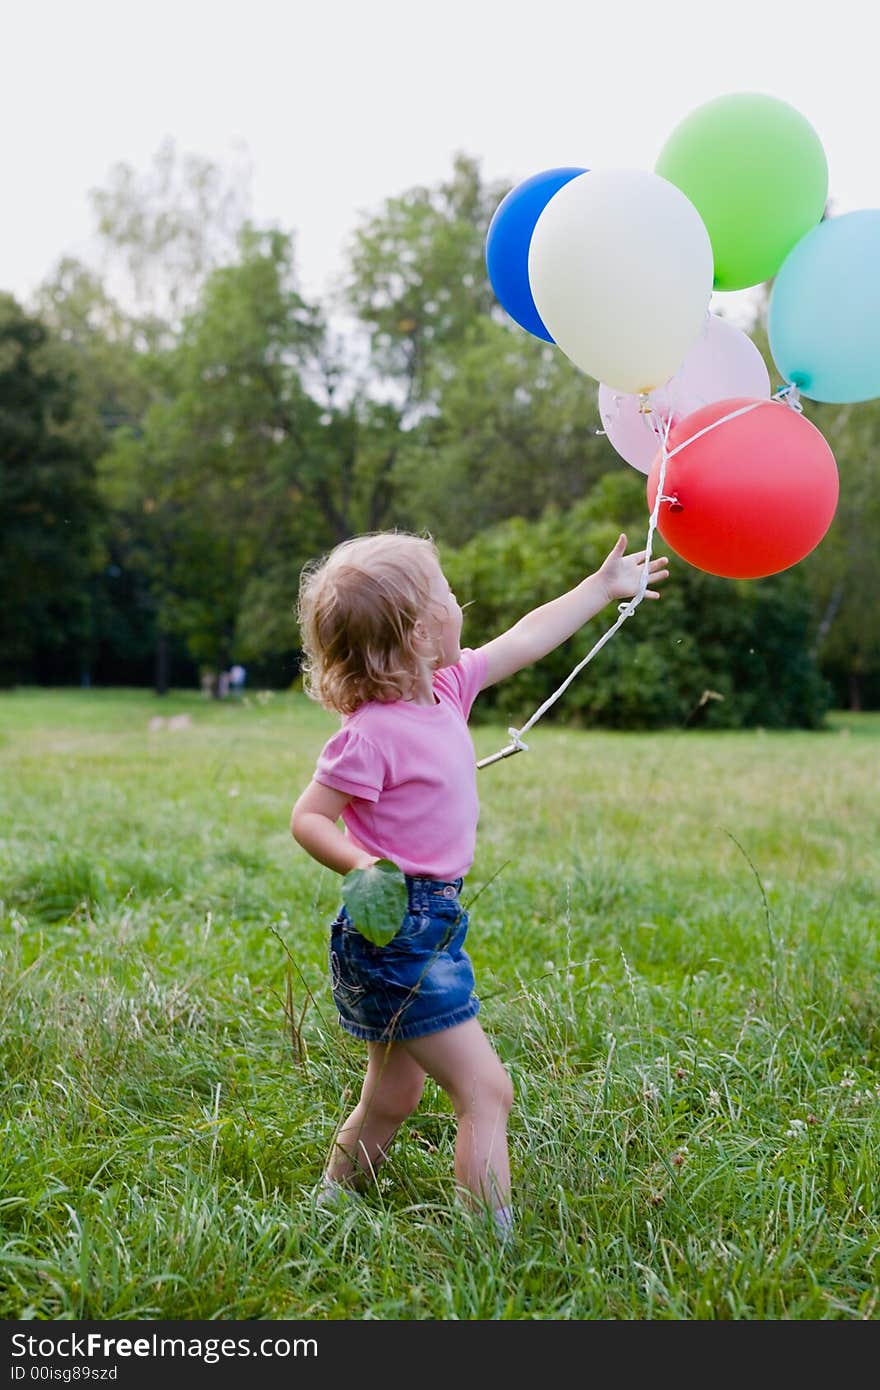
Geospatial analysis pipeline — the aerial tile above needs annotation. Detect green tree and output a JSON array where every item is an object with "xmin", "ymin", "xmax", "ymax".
[
  {"xmin": 0, "ymin": 295, "xmax": 103, "ymax": 684},
  {"xmin": 345, "ymin": 154, "xmax": 615, "ymax": 543},
  {"xmin": 797, "ymin": 397, "xmax": 880, "ymax": 708},
  {"xmin": 30, "ymin": 142, "xmax": 254, "ymax": 691},
  {"xmin": 90, "ymin": 136, "xmax": 253, "ymax": 332},
  {"xmin": 392, "ymin": 318, "xmax": 612, "ymax": 543},
  {"xmin": 345, "ymin": 152, "xmax": 509, "ymax": 407},
  {"xmin": 35, "ymin": 257, "xmax": 158, "ymax": 443},
  {"xmin": 99, "ymin": 227, "xmax": 410, "ymax": 686},
  {"xmin": 36, "ymin": 259, "xmax": 193, "ymax": 690}
]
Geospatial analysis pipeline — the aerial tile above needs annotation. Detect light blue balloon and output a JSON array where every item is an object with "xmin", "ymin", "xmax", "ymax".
[{"xmin": 768, "ymin": 210, "xmax": 880, "ymax": 403}]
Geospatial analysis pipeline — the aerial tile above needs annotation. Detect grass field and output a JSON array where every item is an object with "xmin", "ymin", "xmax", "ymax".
[{"xmin": 1, "ymin": 688, "xmax": 879, "ymax": 1320}]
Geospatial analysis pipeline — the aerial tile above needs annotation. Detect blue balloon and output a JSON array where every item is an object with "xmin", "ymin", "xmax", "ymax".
[
  {"xmin": 486, "ymin": 167, "xmax": 587, "ymax": 341},
  {"xmin": 768, "ymin": 209, "xmax": 880, "ymax": 403}
]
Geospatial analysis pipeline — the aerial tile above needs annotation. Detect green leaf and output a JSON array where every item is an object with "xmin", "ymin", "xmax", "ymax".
[{"xmin": 342, "ymin": 859, "xmax": 408, "ymax": 947}]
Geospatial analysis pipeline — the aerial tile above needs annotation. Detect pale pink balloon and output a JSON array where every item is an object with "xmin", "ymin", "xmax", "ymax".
[{"xmin": 598, "ymin": 314, "xmax": 771, "ymax": 474}]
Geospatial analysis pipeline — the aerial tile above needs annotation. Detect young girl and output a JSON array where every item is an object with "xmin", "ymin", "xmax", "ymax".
[{"xmin": 290, "ymin": 529, "xmax": 668, "ymax": 1237}]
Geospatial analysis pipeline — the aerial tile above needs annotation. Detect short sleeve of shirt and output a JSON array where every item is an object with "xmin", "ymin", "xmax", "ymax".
[
  {"xmin": 314, "ymin": 726, "xmax": 384, "ymax": 802},
  {"xmin": 433, "ymin": 647, "xmax": 489, "ymax": 719}
]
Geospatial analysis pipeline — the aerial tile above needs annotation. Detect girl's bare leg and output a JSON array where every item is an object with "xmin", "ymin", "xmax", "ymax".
[
  {"xmin": 402, "ymin": 1017, "xmax": 513, "ymax": 1211},
  {"xmin": 326, "ymin": 1041, "xmax": 426, "ymax": 1187}
]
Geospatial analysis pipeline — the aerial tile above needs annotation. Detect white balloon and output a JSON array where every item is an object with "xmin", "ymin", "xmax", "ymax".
[
  {"xmin": 598, "ymin": 314, "xmax": 772, "ymax": 474},
  {"xmin": 528, "ymin": 168, "xmax": 714, "ymax": 394}
]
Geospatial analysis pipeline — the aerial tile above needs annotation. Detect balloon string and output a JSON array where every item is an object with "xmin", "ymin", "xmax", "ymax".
[
  {"xmin": 774, "ymin": 381, "xmax": 803, "ymax": 413},
  {"xmin": 663, "ymin": 399, "xmax": 763, "ymax": 460},
  {"xmin": 476, "ymin": 405, "xmax": 673, "ymax": 770},
  {"xmin": 476, "ymin": 389, "xmax": 802, "ymax": 770},
  {"xmin": 662, "ymin": 389, "xmax": 801, "ymax": 467}
]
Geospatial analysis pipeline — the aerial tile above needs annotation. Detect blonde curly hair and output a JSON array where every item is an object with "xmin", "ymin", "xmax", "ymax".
[{"xmin": 297, "ymin": 531, "xmax": 445, "ymax": 714}]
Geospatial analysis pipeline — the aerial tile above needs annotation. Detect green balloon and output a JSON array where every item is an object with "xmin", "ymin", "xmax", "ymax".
[{"xmin": 656, "ymin": 93, "xmax": 828, "ymax": 292}]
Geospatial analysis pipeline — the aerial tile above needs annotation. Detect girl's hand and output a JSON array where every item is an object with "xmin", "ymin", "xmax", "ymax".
[{"xmin": 598, "ymin": 533, "xmax": 670, "ymax": 603}]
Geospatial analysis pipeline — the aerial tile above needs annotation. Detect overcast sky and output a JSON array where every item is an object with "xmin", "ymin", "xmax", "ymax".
[{"xmin": 3, "ymin": 0, "xmax": 878, "ymax": 316}]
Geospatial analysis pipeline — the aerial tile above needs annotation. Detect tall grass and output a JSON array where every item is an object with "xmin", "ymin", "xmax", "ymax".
[{"xmin": 1, "ymin": 689, "xmax": 878, "ymax": 1319}]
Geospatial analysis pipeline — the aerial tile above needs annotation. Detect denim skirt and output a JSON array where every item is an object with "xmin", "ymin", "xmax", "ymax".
[{"xmin": 329, "ymin": 875, "xmax": 480, "ymax": 1043}]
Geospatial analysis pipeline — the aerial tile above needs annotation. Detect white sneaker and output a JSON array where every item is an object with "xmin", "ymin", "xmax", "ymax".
[{"xmin": 314, "ymin": 1178, "xmax": 363, "ymax": 1210}]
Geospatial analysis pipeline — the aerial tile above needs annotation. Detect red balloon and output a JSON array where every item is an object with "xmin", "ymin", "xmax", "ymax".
[{"xmin": 646, "ymin": 397, "xmax": 838, "ymax": 579}]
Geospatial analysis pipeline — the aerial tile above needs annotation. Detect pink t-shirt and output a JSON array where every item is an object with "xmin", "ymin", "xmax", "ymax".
[{"xmin": 313, "ymin": 647, "xmax": 489, "ymax": 881}]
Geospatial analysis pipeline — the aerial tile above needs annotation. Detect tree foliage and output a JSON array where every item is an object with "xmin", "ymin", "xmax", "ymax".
[
  {"xmin": 97, "ymin": 226, "xmax": 412, "ymax": 682},
  {"xmin": 2, "ymin": 147, "xmax": 876, "ymax": 714},
  {"xmin": 0, "ymin": 295, "xmax": 103, "ymax": 684},
  {"xmin": 392, "ymin": 318, "xmax": 611, "ymax": 542},
  {"xmin": 797, "ymin": 397, "xmax": 880, "ymax": 708},
  {"xmin": 345, "ymin": 152, "xmax": 508, "ymax": 406},
  {"xmin": 90, "ymin": 136, "xmax": 253, "ymax": 331}
]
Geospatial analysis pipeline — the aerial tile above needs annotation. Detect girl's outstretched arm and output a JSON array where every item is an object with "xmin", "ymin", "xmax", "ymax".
[{"xmin": 476, "ymin": 534, "xmax": 669, "ymax": 690}]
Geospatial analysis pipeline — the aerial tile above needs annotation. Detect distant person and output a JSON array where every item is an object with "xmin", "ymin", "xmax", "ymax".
[
  {"xmin": 229, "ymin": 664, "xmax": 246, "ymax": 696},
  {"xmin": 289, "ymin": 529, "xmax": 669, "ymax": 1243}
]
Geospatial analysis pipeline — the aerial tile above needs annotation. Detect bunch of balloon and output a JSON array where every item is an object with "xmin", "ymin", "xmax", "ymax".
[
  {"xmin": 485, "ymin": 92, "xmax": 849, "ymax": 582},
  {"xmin": 644, "ymin": 92, "xmax": 841, "ymax": 578}
]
